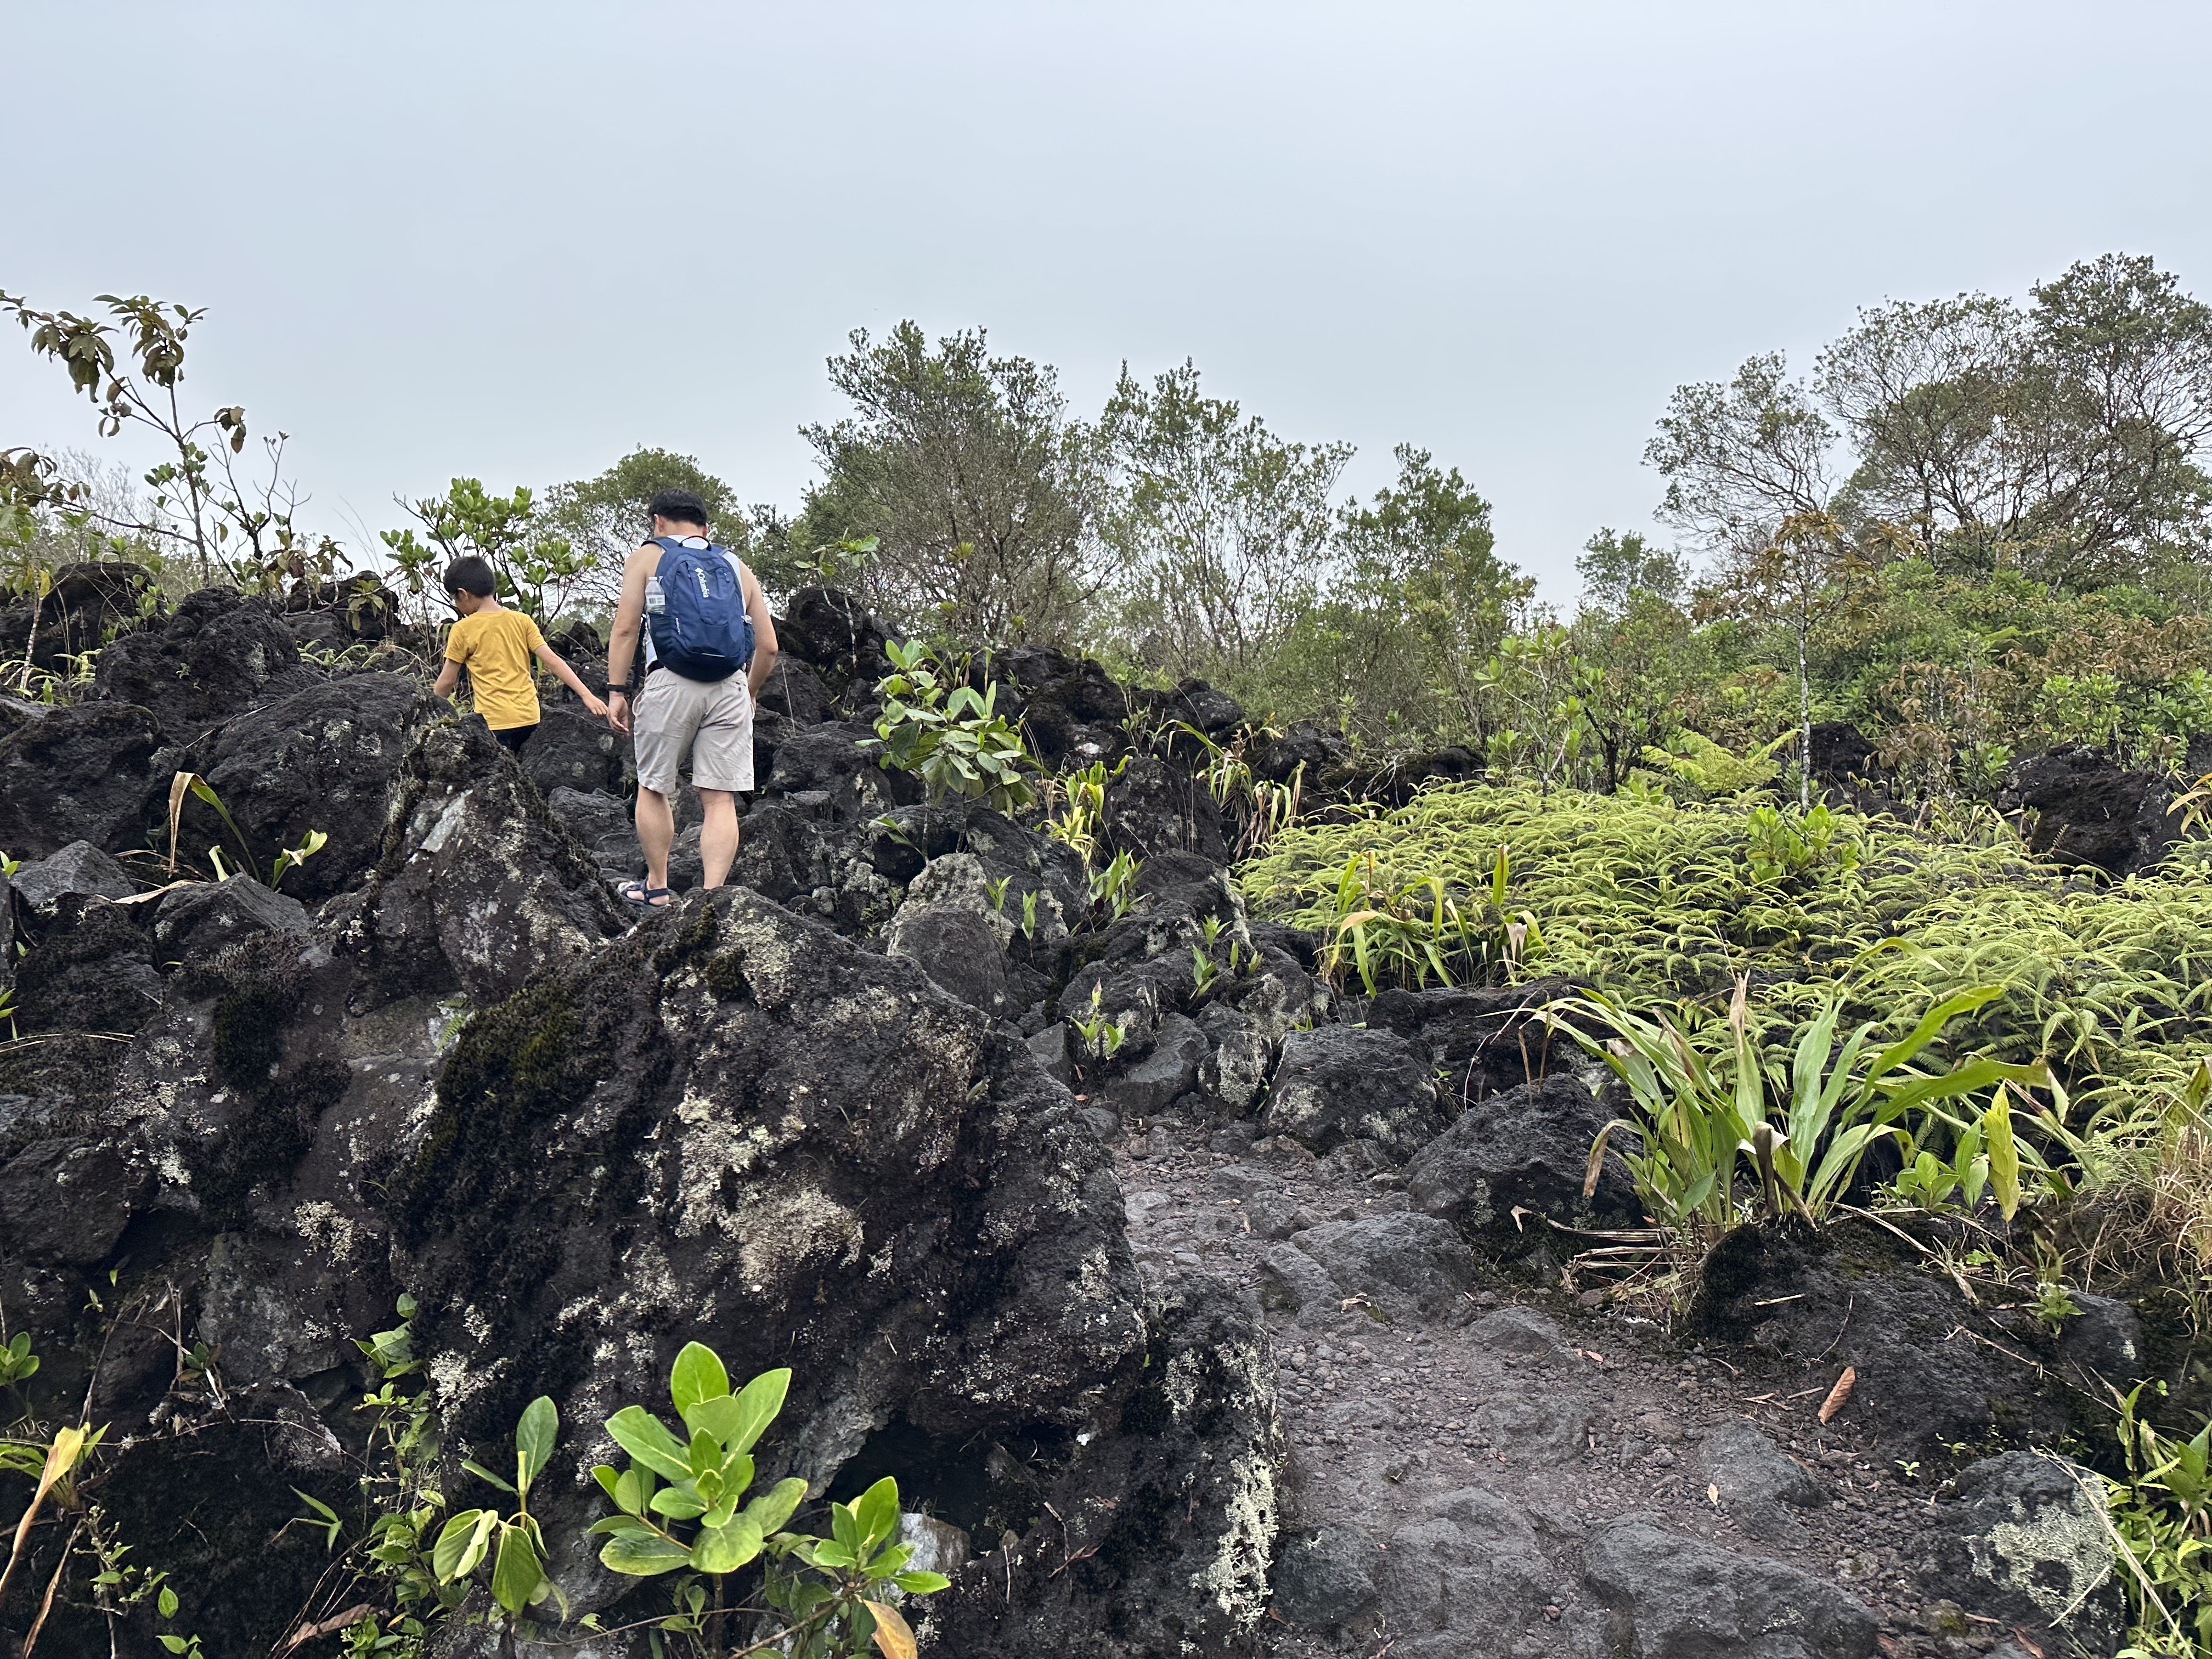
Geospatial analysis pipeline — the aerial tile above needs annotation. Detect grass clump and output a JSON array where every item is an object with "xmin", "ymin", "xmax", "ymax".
[{"xmin": 1238, "ymin": 783, "xmax": 2212, "ymax": 1099}]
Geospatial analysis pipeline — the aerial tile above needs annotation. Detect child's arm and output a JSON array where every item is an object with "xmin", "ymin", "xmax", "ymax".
[
  {"xmin": 432, "ymin": 659, "xmax": 461, "ymax": 700},
  {"xmin": 533, "ymin": 640, "xmax": 608, "ymax": 719}
]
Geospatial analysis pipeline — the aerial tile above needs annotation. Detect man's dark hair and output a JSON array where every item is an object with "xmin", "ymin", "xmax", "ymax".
[
  {"xmin": 442, "ymin": 555, "xmax": 498, "ymax": 598},
  {"xmin": 648, "ymin": 488, "xmax": 710, "ymax": 531}
]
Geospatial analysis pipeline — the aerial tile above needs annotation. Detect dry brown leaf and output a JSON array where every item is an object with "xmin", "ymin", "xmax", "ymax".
[
  {"xmin": 866, "ymin": 1601, "xmax": 918, "ymax": 1659},
  {"xmin": 1816, "ymin": 1365, "xmax": 1857, "ymax": 1424}
]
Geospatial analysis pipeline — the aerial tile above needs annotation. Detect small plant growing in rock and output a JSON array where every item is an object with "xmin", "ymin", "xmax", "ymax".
[
  {"xmin": 867, "ymin": 640, "xmax": 1037, "ymax": 814},
  {"xmin": 590, "ymin": 1341, "xmax": 946, "ymax": 1657},
  {"xmin": 433, "ymin": 1395, "xmax": 561, "ymax": 1635},
  {"xmin": 0, "ymin": 1330, "xmax": 38, "ymax": 1390},
  {"xmin": 1019, "ymin": 888, "xmax": 1040, "ymax": 940},
  {"xmin": 1071, "ymin": 983, "xmax": 1127, "ymax": 1063},
  {"xmin": 1088, "ymin": 850, "xmax": 1140, "ymax": 923},
  {"xmin": 983, "ymin": 875, "xmax": 1012, "ymax": 912},
  {"xmin": 1044, "ymin": 757, "xmax": 1121, "ymax": 861},
  {"xmin": 165, "ymin": 770, "xmax": 329, "ymax": 890},
  {"xmin": 1190, "ymin": 945, "xmax": 1220, "ymax": 997},
  {"xmin": 2031, "ymin": 1280, "xmax": 2084, "ymax": 1333}
]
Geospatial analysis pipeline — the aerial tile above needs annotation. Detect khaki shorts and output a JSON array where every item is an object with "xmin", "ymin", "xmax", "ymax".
[{"xmin": 632, "ymin": 667, "xmax": 755, "ymax": 794}]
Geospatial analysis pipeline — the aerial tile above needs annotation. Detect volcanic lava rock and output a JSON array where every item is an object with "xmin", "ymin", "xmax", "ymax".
[
  {"xmin": 325, "ymin": 713, "xmax": 625, "ymax": 1003},
  {"xmin": 183, "ymin": 672, "xmax": 437, "ymax": 905},
  {"xmin": 515, "ymin": 703, "xmax": 626, "ymax": 798},
  {"xmin": 1260, "ymin": 1025, "xmax": 1442, "ymax": 1162},
  {"xmin": 0, "ymin": 697, "xmax": 165, "ymax": 859},
  {"xmin": 1697, "ymin": 1418, "xmax": 1828, "ymax": 1542},
  {"xmin": 1102, "ymin": 754, "xmax": 1231, "ymax": 864},
  {"xmin": 1405, "ymin": 1072, "xmax": 1640, "ymax": 1248},
  {"xmin": 2000, "ymin": 743, "xmax": 2179, "ymax": 878},
  {"xmin": 9, "ymin": 838, "xmax": 136, "ymax": 917},
  {"xmin": 12, "ymin": 894, "xmax": 161, "ymax": 1034},
  {"xmin": 1583, "ymin": 1517, "xmax": 1878, "ymax": 1658},
  {"xmin": 0, "ymin": 559, "xmax": 158, "ymax": 669},
  {"xmin": 92, "ymin": 585, "xmax": 320, "ymax": 738},
  {"xmin": 1364, "ymin": 978, "xmax": 1586, "ymax": 1105},
  {"xmin": 1924, "ymin": 1453, "xmax": 2125, "ymax": 1655},
  {"xmin": 1690, "ymin": 1220, "xmax": 2070, "ymax": 1455},
  {"xmin": 150, "ymin": 873, "xmax": 310, "ymax": 970}
]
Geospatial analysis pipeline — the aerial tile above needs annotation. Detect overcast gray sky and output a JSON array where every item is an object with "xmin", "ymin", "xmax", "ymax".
[{"xmin": 5, "ymin": 1, "xmax": 2208, "ymax": 599}]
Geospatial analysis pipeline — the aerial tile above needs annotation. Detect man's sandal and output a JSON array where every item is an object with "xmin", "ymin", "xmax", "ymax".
[{"xmin": 619, "ymin": 881, "xmax": 673, "ymax": 909}]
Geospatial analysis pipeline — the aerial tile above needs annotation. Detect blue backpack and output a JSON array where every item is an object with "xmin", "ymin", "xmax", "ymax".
[{"xmin": 646, "ymin": 536, "xmax": 753, "ymax": 682}]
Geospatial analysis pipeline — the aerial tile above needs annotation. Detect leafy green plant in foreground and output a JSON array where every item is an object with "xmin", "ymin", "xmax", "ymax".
[
  {"xmin": 592, "ymin": 1341, "xmax": 945, "ymax": 1657},
  {"xmin": 1544, "ymin": 979, "xmax": 2058, "ymax": 1239},
  {"xmin": 2107, "ymin": 1384, "xmax": 2212, "ymax": 1657},
  {"xmin": 165, "ymin": 769, "xmax": 328, "ymax": 890}
]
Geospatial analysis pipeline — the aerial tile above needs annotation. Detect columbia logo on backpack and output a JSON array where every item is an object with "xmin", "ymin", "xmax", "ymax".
[{"xmin": 645, "ymin": 535, "xmax": 754, "ymax": 682}]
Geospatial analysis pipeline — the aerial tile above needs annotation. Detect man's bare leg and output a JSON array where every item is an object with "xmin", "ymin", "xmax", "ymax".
[
  {"xmin": 700, "ymin": 788, "xmax": 740, "ymax": 888},
  {"xmin": 636, "ymin": 786, "xmax": 675, "ymax": 893}
]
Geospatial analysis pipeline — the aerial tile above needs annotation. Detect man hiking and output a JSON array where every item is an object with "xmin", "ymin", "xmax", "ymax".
[{"xmin": 603, "ymin": 488, "xmax": 778, "ymax": 909}]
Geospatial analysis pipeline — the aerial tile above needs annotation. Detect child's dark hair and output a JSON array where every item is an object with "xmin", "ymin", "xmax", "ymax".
[
  {"xmin": 648, "ymin": 488, "xmax": 709, "ymax": 531},
  {"xmin": 442, "ymin": 556, "xmax": 497, "ymax": 598}
]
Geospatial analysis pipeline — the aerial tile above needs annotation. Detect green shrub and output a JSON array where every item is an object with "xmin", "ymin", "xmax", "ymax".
[{"xmin": 868, "ymin": 640, "xmax": 1037, "ymax": 814}]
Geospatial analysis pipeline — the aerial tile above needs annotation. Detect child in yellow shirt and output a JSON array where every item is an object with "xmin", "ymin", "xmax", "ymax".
[{"xmin": 431, "ymin": 556, "xmax": 607, "ymax": 749}]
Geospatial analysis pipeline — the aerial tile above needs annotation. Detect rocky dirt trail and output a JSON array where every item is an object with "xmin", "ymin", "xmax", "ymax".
[{"xmin": 1113, "ymin": 1118, "xmax": 2097, "ymax": 1659}]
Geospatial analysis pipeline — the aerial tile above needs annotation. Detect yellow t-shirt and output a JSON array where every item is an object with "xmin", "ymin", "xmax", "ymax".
[{"xmin": 444, "ymin": 607, "xmax": 545, "ymax": 730}]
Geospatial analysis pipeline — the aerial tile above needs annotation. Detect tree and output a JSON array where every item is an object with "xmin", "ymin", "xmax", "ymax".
[
  {"xmin": 1814, "ymin": 275, "xmax": 2212, "ymax": 588},
  {"xmin": 541, "ymin": 447, "xmax": 798, "ymax": 606},
  {"xmin": 380, "ymin": 479, "xmax": 593, "ymax": 626},
  {"xmin": 1646, "ymin": 352, "xmax": 1838, "ymax": 552},
  {"xmin": 1576, "ymin": 527, "xmax": 1686, "ymax": 614},
  {"xmin": 1098, "ymin": 360, "xmax": 1351, "ymax": 684},
  {"xmin": 0, "ymin": 290, "xmax": 345, "ymax": 592},
  {"xmin": 1700, "ymin": 511, "xmax": 1870, "ymax": 810},
  {"xmin": 798, "ymin": 323, "xmax": 1102, "ymax": 647},
  {"xmin": 1655, "ymin": 255, "xmax": 2212, "ymax": 591},
  {"xmin": 1246, "ymin": 447, "xmax": 1528, "ymax": 741}
]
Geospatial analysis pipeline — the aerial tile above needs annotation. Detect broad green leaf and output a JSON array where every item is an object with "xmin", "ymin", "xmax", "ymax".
[
  {"xmin": 490, "ymin": 1522, "xmax": 544, "ymax": 1615},
  {"xmin": 606, "ymin": 1406, "xmax": 693, "ymax": 1482},
  {"xmin": 515, "ymin": 1396, "xmax": 558, "ymax": 1492},
  {"xmin": 721, "ymin": 1368, "xmax": 792, "ymax": 1455},
  {"xmin": 687, "ymin": 1426, "xmax": 720, "ymax": 1476},
  {"xmin": 810, "ymin": 1539, "xmax": 857, "ymax": 1569},
  {"xmin": 157, "ymin": 1585, "xmax": 179, "ymax": 1618},
  {"xmin": 832, "ymin": 1499, "xmax": 864, "ymax": 1555},
  {"xmin": 670, "ymin": 1342, "xmax": 730, "ymax": 1415},
  {"xmin": 592, "ymin": 1464, "xmax": 621, "ymax": 1503},
  {"xmin": 650, "ymin": 1482, "xmax": 709, "ymax": 1520},
  {"xmin": 601, "ymin": 1530, "xmax": 693, "ymax": 1576},
  {"xmin": 433, "ymin": 1509, "xmax": 495, "ymax": 1583},
  {"xmin": 459, "ymin": 1458, "xmax": 516, "ymax": 1494},
  {"xmin": 691, "ymin": 1514, "xmax": 765, "ymax": 1575},
  {"xmin": 853, "ymin": 1476, "xmax": 901, "ymax": 1549},
  {"xmin": 893, "ymin": 1570, "xmax": 952, "ymax": 1594},
  {"xmin": 745, "ymin": 1476, "xmax": 809, "ymax": 1534},
  {"xmin": 588, "ymin": 1514, "xmax": 654, "ymax": 1537},
  {"xmin": 616, "ymin": 1465, "xmax": 654, "ymax": 1516},
  {"xmin": 1985, "ymin": 1094, "xmax": 2022, "ymax": 1220},
  {"xmin": 1865, "ymin": 985, "xmax": 2006, "ymax": 1080}
]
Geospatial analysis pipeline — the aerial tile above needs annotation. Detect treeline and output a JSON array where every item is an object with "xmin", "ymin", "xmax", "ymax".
[{"xmin": 7, "ymin": 253, "xmax": 2212, "ymax": 803}]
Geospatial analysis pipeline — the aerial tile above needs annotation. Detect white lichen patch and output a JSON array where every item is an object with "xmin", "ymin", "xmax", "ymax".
[
  {"xmin": 1970, "ymin": 1480, "xmax": 2114, "ymax": 1622},
  {"xmin": 292, "ymin": 1200, "xmax": 360, "ymax": 1263},
  {"xmin": 733, "ymin": 1186, "xmax": 865, "ymax": 1290}
]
